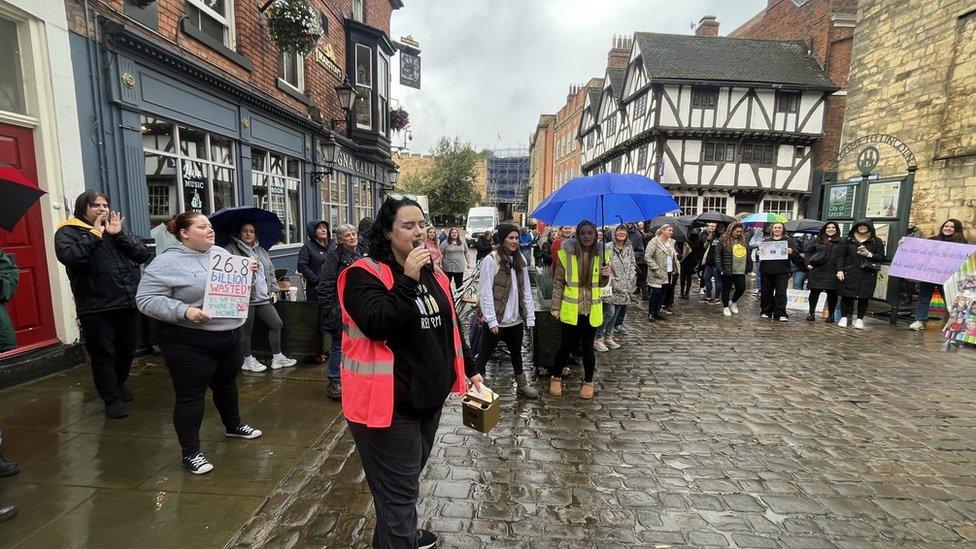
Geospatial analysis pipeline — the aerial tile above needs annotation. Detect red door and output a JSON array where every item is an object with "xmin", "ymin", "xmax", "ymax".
[{"xmin": 0, "ymin": 122, "xmax": 58, "ymax": 355}]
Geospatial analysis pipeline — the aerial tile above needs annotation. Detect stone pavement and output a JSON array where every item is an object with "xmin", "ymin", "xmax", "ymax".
[
  {"xmin": 228, "ymin": 291, "xmax": 976, "ymax": 548},
  {"xmin": 1, "ymin": 288, "xmax": 975, "ymax": 548}
]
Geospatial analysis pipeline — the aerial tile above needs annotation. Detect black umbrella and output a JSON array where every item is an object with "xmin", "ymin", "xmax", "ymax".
[
  {"xmin": 694, "ymin": 210, "xmax": 735, "ymax": 226},
  {"xmin": 646, "ymin": 215, "xmax": 691, "ymax": 241},
  {"xmin": 0, "ymin": 166, "xmax": 46, "ymax": 232},
  {"xmin": 209, "ymin": 206, "xmax": 284, "ymax": 250},
  {"xmin": 784, "ymin": 219, "xmax": 825, "ymax": 233},
  {"xmin": 676, "ymin": 214, "xmax": 698, "ymax": 225}
]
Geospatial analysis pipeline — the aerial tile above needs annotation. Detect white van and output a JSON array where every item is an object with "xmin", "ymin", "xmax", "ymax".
[{"xmin": 465, "ymin": 206, "xmax": 498, "ymax": 246}]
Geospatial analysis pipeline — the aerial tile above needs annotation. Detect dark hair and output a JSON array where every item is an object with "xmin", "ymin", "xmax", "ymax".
[
  {"xmin": 820, "ymin": 221, "xmax": 841, "ymax": 246},
  {"xmin": 166, "ymin": 212, "xmax": 206, "ymax": 241},
  {"xmin": 448, "ymin": 228, "xmax": 462, "ymax": 245},
  {"xmin": 722, "ymin": 222, "xmax": 746, "ymax": 249},
  {"xmin": 73, "ymin": 190, "xmax": 109, "ymax": 221},
  {"xmin": 366, "ymin": 196, "xmax": 424, "ymax": 264},
  {"xmin": 939, "ymin": 218, "xmax": 967, "ymax": 243},
  {"xmin": 574, "ymin": 220, "xmax": 598, "ymax": 250}
]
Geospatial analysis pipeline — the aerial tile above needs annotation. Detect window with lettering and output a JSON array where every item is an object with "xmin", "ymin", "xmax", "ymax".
[{"xmin": 252, "ymin": 148, "xmax": 303, "ymax": 244}]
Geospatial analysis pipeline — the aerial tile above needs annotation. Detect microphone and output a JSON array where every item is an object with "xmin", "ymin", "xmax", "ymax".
[{"xmin": 413, "ymin": 240, "xmax": 434, "ymax": 272}]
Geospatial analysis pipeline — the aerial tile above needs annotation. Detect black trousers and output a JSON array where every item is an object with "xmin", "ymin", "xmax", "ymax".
[
  {"xmin": 760, "ymin": 272, "xmax": 790, "ymax": 318},
  {"xmin": 663, "ymin": 280, "xmax": 676, "ymax": 308},
  {"xmin": 79, "ymin": 308, "xmax": 139, "ymax": 404},
  {"xmin": 476, "ymin": 323, "xmax": 524, "ymax": 376},
  {"xmin": 721, "ymin": 275, "xmax": 746, "ymax": 307},
  {"xmin": 679, "ymin": 259, "xmax": 695, "ymax": 297},
  {"xmin": 648, "ymin": 285, "xmax": 666, "ymax": 317},
  {"xmin": 446, "ymin": 271, "xmax": 463, "ymax": 291},
  {"xmin": 840, "ymin": 296, "xmax": 870, "ymax": 319},
  {"xmin": 635, "ymin": 264, "xmax": 648, "ymax": 299},
  {"xmin": 349, "ymin": 409, "xmax": 441, "ymax": 549},
  {"xmin": 551, "ymin": 315, "xmax": 597, "ymax": 382},
  {"xmin": 157, "ymin": 322, "xmax": 243, "ymax": 457},
  {"xmin": 808, "ymin": 289, "xmax": 838, "ymax": 317}
]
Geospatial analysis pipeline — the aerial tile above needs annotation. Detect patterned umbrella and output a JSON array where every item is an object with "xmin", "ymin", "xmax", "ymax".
[{"xmin": 740, "ymin": 212, "xmax": 789, "ymax": 228}]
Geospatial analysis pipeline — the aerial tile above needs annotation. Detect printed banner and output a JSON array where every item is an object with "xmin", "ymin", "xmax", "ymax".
[
  {"xmin": 941, "ymin": 252, "xmax": 976, "ymax": 347},
  {"xmin": 889, "ymin": 237, "xmax": 976, "ymax": 284},
  {"xmin": 759, "ymin": 240, "xmax": 788, "ymax": 261},
  {"xmin": 400, "ymin": 50, "xmax": 421, "ymax": 89},
  {"xmin": 786, "ymin": 289, "xmax": 827, "ymax": 312},
  {"xmin": 202, "ymin": 252, "xmax": 253, "ymax": 319}
]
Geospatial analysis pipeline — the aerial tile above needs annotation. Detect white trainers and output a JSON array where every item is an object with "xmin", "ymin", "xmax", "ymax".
[
  {"xmin": 723, "ymin": 307, "xmax": 732, "ymax": 317},
  {"xmin": 909, "ymin": 320, "xmax": 924, "ymax": 331},
  {"xmin": 241, "ymin": 356, "xmax": 267, "ymax": 372},
  {"xmin": 271, "ymin": 353, "xmax": 297, "ymax": 369},
  {"xmin": 729, "ymin": 302, "xmax": 739, "ymax": 314},
  {"xmin": 605, "ymin": 337, "xmax": 621, "ymax": 349},
  {"xmin": 853, "ymin": 318, "xmax": 865, "ymax": 330},
  {"xmin": 593, "ymin": 338, "xmax": 609, "ymax": 353},
  {"xmin": 837, "ymin": 317, "xmax": 849, "ymax": 328}
]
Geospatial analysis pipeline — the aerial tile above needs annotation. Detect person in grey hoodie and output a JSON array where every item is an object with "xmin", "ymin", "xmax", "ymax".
[
  {"xmin": 136, "ymin": 212, "xmax": 264, "ymax": 475},
  {"xmin": 224, "ymin": 222, "xmax": 297, "ymax": 372}
]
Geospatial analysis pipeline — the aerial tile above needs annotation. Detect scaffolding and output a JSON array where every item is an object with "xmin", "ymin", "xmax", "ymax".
[{"xmin": 485, "ymin": 149, "xmax": 530, "ymax": 220}]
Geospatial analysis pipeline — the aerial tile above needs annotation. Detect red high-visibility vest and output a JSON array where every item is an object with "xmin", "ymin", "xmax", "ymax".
[{"xmin": 337, "ymin": 258, "xmax": 467, "ymax": 428}]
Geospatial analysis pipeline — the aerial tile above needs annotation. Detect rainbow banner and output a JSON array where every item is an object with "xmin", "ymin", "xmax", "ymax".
[{"xmin": 942, "ymin": 252, "xmax": 976, "ymax": 347}]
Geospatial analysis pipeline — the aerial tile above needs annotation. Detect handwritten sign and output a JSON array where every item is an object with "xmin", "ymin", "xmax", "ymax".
[
  {"xmin": 759, "ymin": 240, "xmax": 789, "ymax": 261},
  {"xmin": 889, "ymin": 237, "xmax": 976, "ymax": 284},
  {"xmin": 202, "ymin": 252, "xmax": 253, "ymax": 318},
  {"xmin": 786, "ymin": 289, "xmax": 827, "ymax": 312}
]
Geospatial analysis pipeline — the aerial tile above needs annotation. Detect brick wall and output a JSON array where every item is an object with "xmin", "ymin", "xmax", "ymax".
[
  {"xmin": 66, "ymin": 0, "xmax": 396, "ymax": 131},
  {"xmin": 839, "ymin": 0, "xmax": 976, "ymax": 240},
  {"xmin": 729, "ymin": 0, "xmax": 855, "ymax": 172}
]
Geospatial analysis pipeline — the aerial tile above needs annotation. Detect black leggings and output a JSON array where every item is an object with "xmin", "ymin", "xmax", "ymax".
[
  {"xmin": 476, "ymin": 323, "xmax": 524, "ymax": 376},
  {"xmin": 840, "ymin": 297, "xmax": 869, "ymax": 319},
  {"xmin": 157, "ymin": 322, "xmax": 243, "ymax": 457},
  {"xmin": 679, "ymin": 259, "xmax": 695, "ymax": 297},
  {"xmin": 551, "ymin": 315, "xmax": 597, "ymax": 382},
  {"xmin": 808, "ymin": 289, "xmax": 838, "ymax": 317},
  {"xmin": 446, "ymin": 271, "xmax": 463, "ymax": 290},
  {"xmin": 241, "ymin": 302, "xmax": 283, "ymax": 355},
  {"xmin": 721, "ymin": 275, "xmax": 746, "ymax": 307},
  {"xmin": 79, "ymin": 308, "xmax": 138, "ymax": 404}
]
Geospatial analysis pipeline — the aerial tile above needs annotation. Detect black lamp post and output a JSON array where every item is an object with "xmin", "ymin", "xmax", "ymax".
[
  {"xmin": 332, "ymin": 80, "xmax": 357, "ymax": 132},
  {"xmin": 311, "ymin": 134, "xmax": 340, "ymax": 185}
]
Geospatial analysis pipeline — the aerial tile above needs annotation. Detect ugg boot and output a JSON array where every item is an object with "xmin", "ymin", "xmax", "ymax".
[
  {"xmin": 580, "ymin": 381, "xmax": 595, "ymax": 399},
  {"xmin": 515, "ymin": 373, "xmax": 538, "ymax": 399},
  {"xmin": 549, "ymin": 377, "xmax": 562, "ymax": 396}
]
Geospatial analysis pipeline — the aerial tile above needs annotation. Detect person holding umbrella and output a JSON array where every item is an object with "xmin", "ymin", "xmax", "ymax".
[
  {"xmin": 224, "ymin": 222, "xmax": 298, "ymax": 371},
  {"xmin": 549, "ymin": 220, "xmax": 610, "ymax": 399},
  {"xmin": 55, "ymin": 190, "xmax": 150, "ymax": 419}
]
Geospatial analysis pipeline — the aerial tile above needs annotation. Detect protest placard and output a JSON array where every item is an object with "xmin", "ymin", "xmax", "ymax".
[
  {"xmin": 759, "ymin": 240, "xmax": 788, "ymax": 261},
  {"xmin": 202, "ymin": 252, "xmax": 253, "ymax": 318},
  {"xmin": 786, "ymin": 289, "xmax": 827, "ymax": 312},
  {"xmin": 889, "ymin": 237, "xmax": 976, "ymax": 284}
]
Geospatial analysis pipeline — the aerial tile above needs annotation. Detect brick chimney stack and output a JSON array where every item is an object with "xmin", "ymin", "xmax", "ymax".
[
  {"xmin": 567, "ymin": 84, "xmax": 581, "ymax": 102},
  {"xmin": 695, "ymin": 15, "xmax": 720, "ymax": 37},
  {"xmin": 607, "ymin": 35, "xmax": 633, "ymax": 69}
]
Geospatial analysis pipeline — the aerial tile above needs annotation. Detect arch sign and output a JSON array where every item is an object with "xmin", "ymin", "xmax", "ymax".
[{"xmin": 835, "ymin": 133, "xmax": 918, "ymax": 173}]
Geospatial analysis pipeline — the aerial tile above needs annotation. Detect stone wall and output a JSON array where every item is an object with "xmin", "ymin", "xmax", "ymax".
[{"xmin": 840, "ymin": 0, "xmax": 976, "ymax": 239}]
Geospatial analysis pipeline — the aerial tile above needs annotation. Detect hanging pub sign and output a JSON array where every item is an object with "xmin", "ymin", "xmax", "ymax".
[{"xmin": 396, "ymin": 36, "xmax": 422, "ymax": 90}]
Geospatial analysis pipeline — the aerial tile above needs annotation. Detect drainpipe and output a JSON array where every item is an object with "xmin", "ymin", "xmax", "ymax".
[{"xmin": 81, "ymin": 0, "xmax": 111, "ymax": 201}]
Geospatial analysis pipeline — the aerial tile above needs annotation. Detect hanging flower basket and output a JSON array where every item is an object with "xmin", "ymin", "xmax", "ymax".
[
  {"xmin": 390, "ymin": 107, "xmax": 410, "ymax": 132},
  {"xmin": 267, "ymin": 0, "xmax": 324, "ymax": 55}
]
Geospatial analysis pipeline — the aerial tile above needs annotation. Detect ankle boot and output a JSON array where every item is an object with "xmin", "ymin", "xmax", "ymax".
[
  {"xmin": 549, "ymin": 377, "xmax": 562, "ymax": 396},
  {"xmin": 515, "ymin": 373, "xmax": 538, "ymax": 399},
  {"xmin": 580, "ymin": 381, "xmax": 595, "ymax": 399}
]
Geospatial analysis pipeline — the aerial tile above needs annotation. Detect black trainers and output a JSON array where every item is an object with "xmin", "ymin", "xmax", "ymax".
[
  {"xmin": 417, "ymin": 529, "xmax": 438, "ymax": 549},
  {"xmin": 105, "ymin": 400, "xmax": 129, "ymax": 419},
  {"xmin": 119, "ymin": 384, "xmax": 134, "ymax": 402},
  {"xmin": 806, "ymin": 314, "xmax": 816, "ymax": 322},
  {"xmin": 183, "ymin": 452, "xmax": 214, "ymax": 475},
  {"xmin": 327, "ymin": 379, "xmax": 342, "ymax": 401},
  {"xmin": 225, "ymin": 423, "xmax": 263, "ymax": 439}
]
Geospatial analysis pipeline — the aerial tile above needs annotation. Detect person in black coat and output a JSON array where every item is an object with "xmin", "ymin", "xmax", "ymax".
[
  {"xmin": 55, "ymin": 190, "xmax": 150, "ymax": 418},
  {"xmin": 802, "ymin": 221, "xmax": 843, "ymax": 322},
  {"xmin": 296, "ymin": 220, "xmax": 332, "ymax": 301},
  {"xmin": 758, "ymin": 222, "xmax": 805, "ymax": 321},
  {"xmin": 836, "ymin": 219, "xmax": 886, "ymax": 329},
  {"xmin": 317, "ymin": 223, "xmax": 362, "ymax": 401},
  {"xmin": 474, "ymin": 231, "xmax": 493, "ymax": 261}
]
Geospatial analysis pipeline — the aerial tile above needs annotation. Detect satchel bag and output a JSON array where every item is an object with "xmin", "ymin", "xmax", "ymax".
[
  {"xmin": 860, "ymin": 257, "xmax": 881, "ymax": 272},
  {"xmin": 807, "ymin": 247, "xmax": 829, "ymax": 268}
]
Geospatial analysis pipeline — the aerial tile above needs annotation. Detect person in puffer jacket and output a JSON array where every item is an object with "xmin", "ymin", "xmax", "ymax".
[{"xmin": 296, "ymin": 220, "xmax": 333, "ymax": 302}]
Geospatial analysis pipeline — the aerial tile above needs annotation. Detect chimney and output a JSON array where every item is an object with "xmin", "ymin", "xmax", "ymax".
[
  {"xmin": 567, "ymin": 84, "xmax": 579, "ymax": 102},
  {"xmin": 607, "ymin": 35, "xmax": 632, "ymax": 69},
  {"xmin": 695, "ymin": 15, "xmax": 719, "ymax": 37}
]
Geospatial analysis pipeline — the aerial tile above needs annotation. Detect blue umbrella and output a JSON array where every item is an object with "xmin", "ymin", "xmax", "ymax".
[
  {"xmin": 209, "ymin": 206, "xmax": 284, "ymax": 251},
  {"xmin": 531, "ymin": 173, "xmax": 679, "ymax": 227}
]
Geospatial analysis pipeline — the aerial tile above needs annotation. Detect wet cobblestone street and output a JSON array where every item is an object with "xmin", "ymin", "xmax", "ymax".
[{"xmin": 229, "ymin": 292, "xmax": 976, "ymax": 548}]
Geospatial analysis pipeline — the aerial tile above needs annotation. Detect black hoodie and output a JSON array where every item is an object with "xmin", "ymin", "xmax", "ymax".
[
  {"xmin": 297, "ymin": 220, "xmax": 333, "ymax": 292},
  {"xmin": 836, "ymin": 219, "xmax": 886, "ymax": 298}
]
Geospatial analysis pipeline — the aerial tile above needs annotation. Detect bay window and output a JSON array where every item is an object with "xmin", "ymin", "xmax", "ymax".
[
  {"xmin": 280, "ymin": 50, "xmax": 304, "ymax": 92},
  {"xmin": 354, "ymin": 44, "xmax": 373, "ymax": 129}
]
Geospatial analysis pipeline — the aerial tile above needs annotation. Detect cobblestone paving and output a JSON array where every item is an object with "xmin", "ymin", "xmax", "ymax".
[{"xmin": 228, "ymin": 292, "xmax": 976, "ymax": 548}]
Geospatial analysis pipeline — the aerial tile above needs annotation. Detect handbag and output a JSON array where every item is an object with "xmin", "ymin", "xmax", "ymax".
[{"xmin": 860, "ymin": 258, "xmax": 881, "ymax": 272}]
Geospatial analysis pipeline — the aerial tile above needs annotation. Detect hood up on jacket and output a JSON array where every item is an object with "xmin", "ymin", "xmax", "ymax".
[
  {"xmin": 848, "ymin": 219, "xmax": 876, "ymax": 239},
  {"xmin": 306, "ymin": 219, "xmax": 330, "ymax": 242},
  {"xmin": 818, "ymin": 220, "xmax": 842, "ymax": 240}
]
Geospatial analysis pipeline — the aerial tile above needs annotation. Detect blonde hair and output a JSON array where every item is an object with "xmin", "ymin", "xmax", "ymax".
[{"xmin": 655, "ymin": 223, "xmax": 672, "ymax": 236}]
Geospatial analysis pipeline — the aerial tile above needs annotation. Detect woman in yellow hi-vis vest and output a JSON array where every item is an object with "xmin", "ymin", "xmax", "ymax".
[{"xmin": 548, "ymin": 220, "xmax": 610, "ymax": 399}]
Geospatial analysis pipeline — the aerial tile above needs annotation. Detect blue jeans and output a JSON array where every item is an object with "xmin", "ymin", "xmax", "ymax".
[
  {"xmin": 915, "ymin": 282, "xmax": 937, "ymax": 322},
  {"xmin": 613, "ymin": 304, "xmax": 628, "ymax": 328},
  {"xmin": 600, "ymin": 303, "xmax": 624, "ymax": 338},
  {"xmin": 327, "ymin": 329, "xmax": 341, "ymax": 380},
  {"xmin": 703, "ymin": 265, "xmax": 723, "ymax": 298},
  {"xmin": 754, "ymin": 261, "xmax": 763, "ymax": 291},
  {"xmin": 792, "ymin": 271, "xmax": 807, "ymax": 290}
]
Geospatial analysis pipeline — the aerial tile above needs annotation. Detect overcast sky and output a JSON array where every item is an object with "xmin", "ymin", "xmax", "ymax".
[{"xmin": 388, "ymin": 0, "xmax": 767, "ymax": 155}]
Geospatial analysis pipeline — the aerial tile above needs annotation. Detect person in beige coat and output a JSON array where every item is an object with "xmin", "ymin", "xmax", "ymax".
[{"xmin": 645, "ymin": 224, "xmax": 680, "ymax": 322}]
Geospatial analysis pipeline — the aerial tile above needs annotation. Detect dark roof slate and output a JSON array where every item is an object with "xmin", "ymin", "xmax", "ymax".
[{"xmin": 633, "ymin": 32, "xmax": 834, "ymax": 89}]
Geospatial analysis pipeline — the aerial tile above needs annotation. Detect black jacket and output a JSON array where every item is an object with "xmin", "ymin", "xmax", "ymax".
[
  {"xmin": 713, "ymin": 239, "xmax": 754, "ymax": 277},
  {"xmin": 803, "ymin": 234, "xmax": 843, "ymax": 291},
  {"xmin": 317, "ymin": 245, "xmax": 361, "ymax": 332},
  {"xmin": 759, "ymin": 236, "xmax": 805, "ymax": 275},
  {"xmin": 55, "ymin": 224, "xmax": 150, "ymax": 315},
  {"xmin": 474, "ymin": 237, "xmax": 493, "ymax": 261},
  {"xmin": 297, "ymin": 220, "xmax": 333, "ymax": 292},
  {"xmin": 628, "ymin": 228, "xmax": 646, "ymax": 264},
  {"xmin": 837, "ymin": 220, "xmax": 886, "ymax": 299}
]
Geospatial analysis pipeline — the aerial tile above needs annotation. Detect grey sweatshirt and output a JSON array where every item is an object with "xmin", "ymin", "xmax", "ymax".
[{"xmin": 136, "ymin": 244, "xmax": 247, "ymax": 331}]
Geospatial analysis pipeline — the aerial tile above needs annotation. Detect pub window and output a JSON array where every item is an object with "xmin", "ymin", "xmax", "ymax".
[
  {"xmin": 280, "ymin": 50, "xmax": 304, "ymax": 92},
  {"xmin": 691, "ymin": 86, "xmax": 718, "ymax": 109},
  {"xmin": 251, "ymin": 148, "xmax": 303, "ymax": 244},
  {"xmin": 702, "ymin": 141, "xmax": 736, "ymax": 163},
  {"xmin": 321, "ymin": 170, "xmax": 349, "ymax": 230},
  {"xmin": 741, "ymin": 143, "xmax": 777, "ymax": 166},
  {"xmin": 633, "ymin": 92, "xmax": 647, "ymax": 119},
  {"xmin": 0, "ymin": 16, "xmax": 26, "ymax": 115},
  {"xmin": 141, "ymin": 116, "xmax": 238, "ymax": 229},
  {"xmin": 637, "ymin": 146, "xmax": 648, "ymax": 169},
  {"xmin": 186, "ymin": 0, "xmax": 235, "ymax": 48},
  {"xmin": 354, "ymin": 44, "xmax": 373, "ymax": 129},
  {"xmin": 354, "ymin": 177, "xmax": 374, "ymax": 222},
  {"xmin": 675, "ymin": 195, "xmax": 698, "ymax": 216},
  {"xmin": 775, "ymin": 91, "xmax": 800, "ymax": 114}
]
